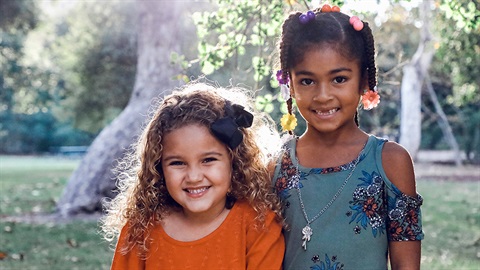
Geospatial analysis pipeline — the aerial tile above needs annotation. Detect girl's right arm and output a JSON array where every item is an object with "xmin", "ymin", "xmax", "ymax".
[{"xmin": 111, "ymin": 225, "xmax": 145, "ymax": 270}]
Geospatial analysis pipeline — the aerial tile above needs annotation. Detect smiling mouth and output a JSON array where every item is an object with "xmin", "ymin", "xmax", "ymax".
[
  {"xmin": 314, "ymin": 108, "xmax": 339, "ymax": 116},
  {"xmin": 185, "ymin": 187, "xmax": 210, "ymax": 194}
]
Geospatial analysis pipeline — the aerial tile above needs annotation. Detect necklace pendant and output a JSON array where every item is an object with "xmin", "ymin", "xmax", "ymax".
[{"xmin": 301, "ymin": 224, "xmax": 313, "ymax": 250}]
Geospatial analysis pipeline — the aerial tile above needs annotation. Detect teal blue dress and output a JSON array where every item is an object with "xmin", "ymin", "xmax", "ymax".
[{"xmin": 273, "ymin": 135, "xmax": 424, "ymax": 270}]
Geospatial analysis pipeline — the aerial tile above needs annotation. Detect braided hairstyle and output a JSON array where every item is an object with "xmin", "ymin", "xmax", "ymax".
[{"xmin": 278, "ymin": 8, "xmax": 377, "ymax": 126}]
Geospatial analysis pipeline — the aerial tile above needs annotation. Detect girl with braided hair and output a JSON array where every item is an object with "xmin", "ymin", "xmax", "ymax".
[
  {"xmin": 271, "ymin": 4, "xmax": 423, "ymax": 269},
  {"xmin": 102, "ymin": 82, "xmax": 285, "ymax": 269}
]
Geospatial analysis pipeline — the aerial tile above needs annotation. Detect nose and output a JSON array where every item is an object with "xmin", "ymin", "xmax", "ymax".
[
  {"xmin": 186, "ymin": 165, "xmax": 203, "ymax": 183},
  {"xmin": 313, "ymin": 83, "xmax": 331, "ymax": 102}
]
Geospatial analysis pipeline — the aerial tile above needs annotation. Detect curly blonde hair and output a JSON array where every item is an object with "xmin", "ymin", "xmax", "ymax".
[{"xmin": 101, "ymin": 82, "xmax": 283, "ymax": 255}]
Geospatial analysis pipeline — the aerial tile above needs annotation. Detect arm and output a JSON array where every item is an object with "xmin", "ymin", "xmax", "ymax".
[
  {"xmin": 110, "ymin": 224, "xmax": 145, "ymax": 270},
  {"xmin": 382, "ymin": 142, "xmax": 421, "ymax": 270},
  {"xmin": 246, "ymin": 211, "xmax": 285, "ymax": 270}
]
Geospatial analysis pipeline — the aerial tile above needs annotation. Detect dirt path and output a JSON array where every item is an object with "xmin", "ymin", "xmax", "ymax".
[{"xmin": 414, "ymin": 162, "xmax": 479, "ymax": 181}]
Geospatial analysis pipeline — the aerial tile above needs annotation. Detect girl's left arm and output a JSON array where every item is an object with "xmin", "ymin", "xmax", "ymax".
[
  {"xmin": 246, "ymin": 211, "xmax": 285, "ymax": 270},
  {"xmin": 382, "ymin": 142, "xmax": 421, "ymax": 270}
]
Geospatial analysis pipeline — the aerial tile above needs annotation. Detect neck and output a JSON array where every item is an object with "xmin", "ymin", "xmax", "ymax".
[
  {"xmin": 180, "ymin": 205, "xmax": 229, "ymax": 225},
  {"xmin": 301, "ymin": 125, "xmax": 367, "ymax": 146},
  {"xmin": 163, "ymin": 204, "xmax": 231, "ymax": 242}
]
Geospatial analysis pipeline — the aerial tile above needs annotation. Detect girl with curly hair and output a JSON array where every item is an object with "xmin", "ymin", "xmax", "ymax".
[{"xmin": 102, "ymin": 82, "xmax": 284, "ymax": 269}]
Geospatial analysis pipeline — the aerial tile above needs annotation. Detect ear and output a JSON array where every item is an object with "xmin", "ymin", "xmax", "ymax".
[{"xmin": 290, "ymin": 83, "xmax": 295, "ymax": 98}]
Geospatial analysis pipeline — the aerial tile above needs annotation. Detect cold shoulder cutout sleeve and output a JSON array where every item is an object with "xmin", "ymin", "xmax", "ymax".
[{"xmin": 381, "ymin": 141, "xmax": 417, "ymax": 196}]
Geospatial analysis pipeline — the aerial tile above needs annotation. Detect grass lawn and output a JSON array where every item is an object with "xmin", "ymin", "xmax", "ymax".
[
  {"xmin": 417, "ymin": 179, "xmax": 480, "ymax": 269},
  {"xmin": 0, "ymin": 155, "xmax": 479, "ymax": 269},
  {"xmin": 0, "ymin": 155, "xmax": 111, "ymax": 269}
]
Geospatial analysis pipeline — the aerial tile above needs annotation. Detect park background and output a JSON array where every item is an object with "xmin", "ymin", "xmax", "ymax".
[{"xmin": 0, "ymin": 0, "xmax": 479, "ymax": 269}]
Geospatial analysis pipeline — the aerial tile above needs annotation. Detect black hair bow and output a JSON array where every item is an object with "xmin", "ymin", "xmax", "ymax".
[{"xmin": 210, "ymin": 103, "xmax": 253, "ymax": 149}]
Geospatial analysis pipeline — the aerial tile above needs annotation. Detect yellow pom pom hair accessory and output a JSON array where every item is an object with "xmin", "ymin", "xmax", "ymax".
[{"xmin": 280, "ymin": 112, "xmax": 297, "ymax": 133}]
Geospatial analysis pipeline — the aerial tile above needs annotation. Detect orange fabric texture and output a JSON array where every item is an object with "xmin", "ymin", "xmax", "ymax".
[{"xmin": 111, "ymin": 201, "xmax": 284, "ymax": 270}]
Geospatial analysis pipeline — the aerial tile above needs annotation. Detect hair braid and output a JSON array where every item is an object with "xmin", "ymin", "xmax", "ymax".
[
  {"xmin": 279, "ymin": 12, "xmax": 301, "ymax": 83},
  {"xmin": 361, "ymin": 22, "xmax": 377, "ymax": 91},
  {"xmin": 279, "ymin": 12, "xmax": 301, "ymax": 130}
]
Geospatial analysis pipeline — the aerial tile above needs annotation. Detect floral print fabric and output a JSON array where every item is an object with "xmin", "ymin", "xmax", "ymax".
[{"xmin": 274, "ymin": 136, "xmax": 424, "ymax": 269}]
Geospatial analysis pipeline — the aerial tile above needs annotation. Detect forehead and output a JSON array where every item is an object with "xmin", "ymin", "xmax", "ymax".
[
  {"xmin": 161, "ymin": 124, "xmax": 229, "ymax": 156},
  {"xmin": 291, "ymin": 46, "xmax": 360, "ymax": 73}
]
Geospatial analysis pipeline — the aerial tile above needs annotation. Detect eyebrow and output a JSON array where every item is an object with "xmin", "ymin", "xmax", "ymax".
[{"xmin": 294, "ymin": 67, "xmax": 353, "ymax": 76}]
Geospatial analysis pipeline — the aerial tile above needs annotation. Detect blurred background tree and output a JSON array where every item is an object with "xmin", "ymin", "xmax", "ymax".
[
  {"xmin": 189, "ymin": 0, "xmax": 479, "ymax": 163},
  {"xmin": 0, "ymin": 0, "xmax": 94, "ymax": 153},
  {"xmin": 1, "ymin": 0, "xmax": 478, "ymax": 216},
  {"xmin": 50, "ymin": 1, "xmax": 138, "ymax": 134}
]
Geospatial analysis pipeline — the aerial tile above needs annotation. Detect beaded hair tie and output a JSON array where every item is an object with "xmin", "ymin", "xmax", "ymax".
[
  {"xmin": 349, "ymin": 16, "xmax": 364, "ymax": 31},
  {"xmin": 298, "ymin": 4, "xmax": 341, "ymax": 25}
]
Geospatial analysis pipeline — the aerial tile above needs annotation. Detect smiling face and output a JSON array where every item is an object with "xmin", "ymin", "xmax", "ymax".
[
  {"xmin": 290, "ymin": 45, "xmax": 367, "ymax": 135},
  {"xmin": 161, "ymin": 124, "xmax": 232, "ymax": 220}
]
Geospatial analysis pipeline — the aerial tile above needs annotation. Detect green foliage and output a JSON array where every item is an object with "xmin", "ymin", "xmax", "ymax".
[
  {"xmin": 192, "ymin": 0, "xmax": 285, "ymax": 80},
  {"xmin": 0, "ymin": 111, "xmax": 92, "ymax": 154},
  {"xmin": 52, "ymin": 1, "xmax": 137, "ymax": 133},
  {"xmin": 0, "ymin": 0, "xmax": 38, "ymax": 31},
  {"xmin": 1, "ymin": 0, "xmax": 139, "ymax": 153},
  {"xmin": 427, "ymin": 0, "xmax": 480, "ymax": 162},
  {"xmin": 440, "ymin": 0, "xmax": 480, "ymax": 32},
  {"xmin": 191, "ymin": 0, "xmax": 479, "ymax": 160},
  {"xmin": 0, "ymin": 0, "xmax": 95, "ymax": 154}
]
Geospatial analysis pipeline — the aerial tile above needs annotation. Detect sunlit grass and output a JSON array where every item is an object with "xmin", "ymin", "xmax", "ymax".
[
  {"xmin": 0, "ymin": 155, "xmax": 112, "ymax": 269},
  {"xmin": 0, "ymin": 155, "xmax": 78, "ymax": 215},
  {"xmin": 1, "ymin": 221, "xmax": 111, "ymax": 270},
  {"xmin": 417, "ymin": 180, "xmax": 480, "ymax": 269}
]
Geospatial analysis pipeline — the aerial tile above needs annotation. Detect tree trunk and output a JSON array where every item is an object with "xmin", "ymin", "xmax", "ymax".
[
  {"xmin": 399, "ymin": 1, "xmax": 433, "ymax": 160},
  {"xmin": 425, "ymin": 75, "xmax": 462, "ymax": 166},
  {"xmin": 56, "ymin": 0, "xmax": 186, "ymax": 216}
]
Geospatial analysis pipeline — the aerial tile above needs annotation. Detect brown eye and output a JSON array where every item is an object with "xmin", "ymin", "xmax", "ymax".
[
  {"xmin": 169, "ymin": 161, "xmax": 184, "ymax": 166},
  {"xmin": 333, "ymin": 76, "xmax": 347, "ymax": 84},
  {"xmin": 203, "ymin": 157, "xmax": 218, "ymax": 163},
  {"xmin": 300, "ymin": 79, "xmax": 315, "ymax": 86}
]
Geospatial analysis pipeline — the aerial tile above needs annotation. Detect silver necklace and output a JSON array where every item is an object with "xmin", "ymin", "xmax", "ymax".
[{"xmin": 295, "ymin": 153, "xmax": 362, "ymax": 251}]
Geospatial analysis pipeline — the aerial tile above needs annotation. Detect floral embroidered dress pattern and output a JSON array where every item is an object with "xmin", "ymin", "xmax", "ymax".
[
  {"xmin": 347, "ymin": 170, "xmax": 387, "ymax": 237},
  {"xmin": 310, "ymin": 254, "xmax": 344, "ymax": 270},
  {"xmin": 275, "ymin": 147, "xmax": 423, "ymax": 241},
  {"xmin": 274, "ymin": 138, "xmax": 424, "ymax": 268},
  {"xmin": 347, "ymin": 170, "xmax": 423, "ymax": 240}
]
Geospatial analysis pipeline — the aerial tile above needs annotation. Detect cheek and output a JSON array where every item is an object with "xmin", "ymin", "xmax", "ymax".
[{"xmin": 163, "ymin": 170, "xmax": 181, "ymax": 188}]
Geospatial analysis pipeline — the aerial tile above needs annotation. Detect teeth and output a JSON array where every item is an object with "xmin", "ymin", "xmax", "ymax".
[
  {"xmin": 187, "ymin": 187, "xmax": 209, "ymax": 194},
  {"xmin": 316, "ymin": 108, "xmax": 338, "ymax": 115}
]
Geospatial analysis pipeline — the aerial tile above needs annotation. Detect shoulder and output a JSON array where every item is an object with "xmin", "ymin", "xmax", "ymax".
[
  {"xmin": 234, "ymin": 201, "xmax": 278, "ymax": 225},
  {"xmin": 381, "ymin": 141, "xmax": 417, "ymax": 196},
  {"xmin": 268, "ymin": 136, "xmax": 295, "ymax": 177},
  {"xmin": 233, "ymin": 200, "xmax": 257, "ymax": 218}
]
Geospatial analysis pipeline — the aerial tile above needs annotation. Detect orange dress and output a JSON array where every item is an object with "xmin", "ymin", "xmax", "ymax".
[{"xmin": 111, "ymin": 201, "xmax": 285, "ymax": 270}]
